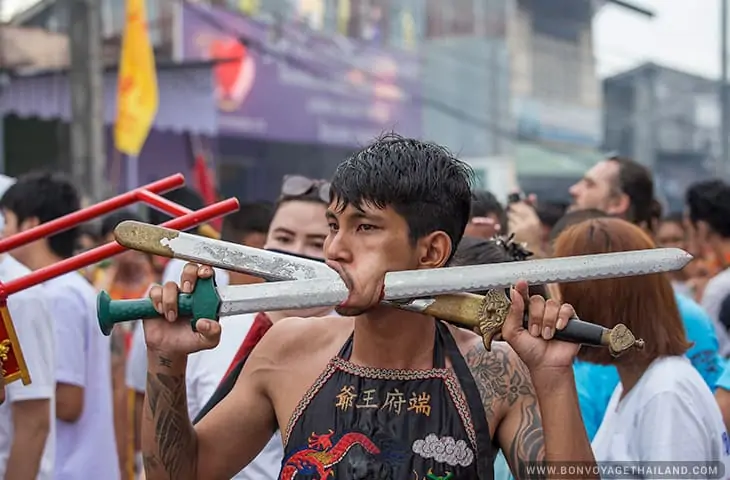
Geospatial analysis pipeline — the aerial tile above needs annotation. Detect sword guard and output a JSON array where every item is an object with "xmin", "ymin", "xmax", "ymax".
[
  {"xmin": 477, "ymin": 290, "xmax": 512, "ymax": 352},
  {"xmin": 607, "ymin": 324, "xmax": 645, "ymax": 357}
]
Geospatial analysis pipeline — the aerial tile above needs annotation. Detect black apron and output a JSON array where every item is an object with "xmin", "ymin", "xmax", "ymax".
[{"xmin": 280, "ymin": 320, "xmax": 494, "ymax": 480}]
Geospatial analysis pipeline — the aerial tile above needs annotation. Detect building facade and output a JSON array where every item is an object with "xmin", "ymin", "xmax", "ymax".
[
  {"xmin": 507, "ymin": 0, "xmax": 606, "ymax": 202},
  {"xmin": 7, "ymin": 0, "xmax": 638, "ymax": 203},
  {"xmin": 172, "ymin": 0, "xmax": 516, "ymax": 200},
  {"xmin": 603, "ymin": 62, "xmax": 719, "ymax": 213}
]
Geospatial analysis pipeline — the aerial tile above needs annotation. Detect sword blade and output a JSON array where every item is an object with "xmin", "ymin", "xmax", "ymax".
[
  {"xmin": 114, "ymin": 221, "xmax": 338, "ymax": 281},
  {"xmin": 215, "ymin": 248, "xmax": 692, "ymax": 315},
  {"xmin": 384, "ymin": 247, "xmax": 692, "ymax": 299}
]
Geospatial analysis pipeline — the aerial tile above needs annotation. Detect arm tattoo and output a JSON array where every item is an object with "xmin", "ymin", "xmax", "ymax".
[
  {"xmin": 158, "ymin": 356, "xmax": 173, "ymax": 368},
  {"xmin": 144, "ymin": 356, "xmax": 196, "ymax": 479},
  {"xmin": 464, "ymin": 343, "xmax": 545, "ymax": 475}
]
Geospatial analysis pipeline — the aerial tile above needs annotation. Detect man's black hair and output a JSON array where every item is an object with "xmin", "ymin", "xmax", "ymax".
[
  {"xmin": 607, "ymin": 156, "xmax": 654, "ymax": 227},
  {"xmin": 549, "ymin": 208, "xmax": 611, "ymax": 243},
  {"xmin": 146, "ymin": 186, "xmax": 205, "ymax": 233},
  {"xmin": 450, "ymin": 236, "xmax": 518, "ymax": 266},
  {"xmin": 329, "ymin": 133, "xmax": 473, "ymax": 259},
  {"xmin": 0, "ymin": 170, "xmax": 80, "ymax": 259},
  {"xmin": 470, "ymin": 190, "xmax": 506, "ymax": 227},
  {"xmin": 686, "ymin": 179, "xmax": 730, "ymax": 238},
  {"xmin": 221, "ymin": 201, "xmax": 274, "ymax": 243},
  {"xmin": 100, "ymin": 210, "xmax": 144, "ymax": 239}
]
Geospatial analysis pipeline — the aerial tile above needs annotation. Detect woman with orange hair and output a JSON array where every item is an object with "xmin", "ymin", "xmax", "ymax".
[{"xmin": 553, "ymin": 217, "xmax": 730, "ymax": 464}]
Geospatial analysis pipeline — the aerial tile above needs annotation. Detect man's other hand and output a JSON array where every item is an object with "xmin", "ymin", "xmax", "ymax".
[{"xmin": 500, "ymin": 279, "xmax": 580, "ymax": 374}]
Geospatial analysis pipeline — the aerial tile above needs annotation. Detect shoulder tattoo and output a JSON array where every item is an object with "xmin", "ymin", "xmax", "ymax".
[{"xmin": 464, "ymin": 341, "xmax": 545, "ymax": 473}]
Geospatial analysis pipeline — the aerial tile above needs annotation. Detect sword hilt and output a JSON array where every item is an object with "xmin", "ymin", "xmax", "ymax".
[
  {"xmin": 96, "ymin": 277, "xmax": 221, "ymax": 336},
  {"xmin": 393, "ymin": 290, "xmax": 645, "ymax": 356}
]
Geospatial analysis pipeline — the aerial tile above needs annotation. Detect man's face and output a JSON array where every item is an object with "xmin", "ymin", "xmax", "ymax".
[
  {"xmin": 568, "ymin": 161, "xmax": 627, "ymax": 216},
  {"xmin": 683, "ymin": 210, "xmax": 710, "ymax": 258},
  {"xmin": 655, "ymin": 221, "xmax": 686, "ymax": 250},
  {"xmin": 76, "ymin": 234, "xmax": 98, "ymax": 254},
  {"xmin": 264, "ymin": 200, "xmax": 329, "ymax": 259},
  {"xmin": 263, "ymin": 200, "xmax": 330, "ymax": 317},
  {"xmin": 2, "ymin": 209, "xmax": 36, "ymax": 261},
  {"xmin": 324, "ymin": 201, "xmax": 450, "ymax": 316},
  {"xmin": 228, "ymin": 231, "xmax": 267, "ymax": 285}
]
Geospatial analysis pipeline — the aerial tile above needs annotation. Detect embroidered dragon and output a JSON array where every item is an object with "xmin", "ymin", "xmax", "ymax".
[{"xmin": 280, "ymin": 430, "xmax": 381, "ymax": 479}]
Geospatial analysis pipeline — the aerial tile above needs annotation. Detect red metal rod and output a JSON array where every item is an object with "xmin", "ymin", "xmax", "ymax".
[
  {"xmin": 136, "ymin": 189, "xmax": 221, "ymax": 239},
  {"xmin": 3, "ymin": 197, "xmax": 239, "ymax": 295},
  {"xmin": 135, "ymin": 189, "xmax": 192, "ymax": 216},
  {"xmin": 0, "ymin": 174, "xmax": 185, "ymax": 253}
]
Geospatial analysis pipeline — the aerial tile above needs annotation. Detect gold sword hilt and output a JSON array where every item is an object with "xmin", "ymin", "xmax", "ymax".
[{"xmin": 390, "ymin": 290, "xmax": 645, "ymax": 357}]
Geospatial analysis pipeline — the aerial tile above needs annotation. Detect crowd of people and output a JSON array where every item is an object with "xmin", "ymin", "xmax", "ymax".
[{"xmin": 1, "ymin": 135, "xmax": 730, "ymax": 479}]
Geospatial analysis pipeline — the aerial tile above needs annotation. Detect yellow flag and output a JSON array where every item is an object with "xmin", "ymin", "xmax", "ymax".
[
  {"xmin": 238, "ymin": 0, "xmax": 259, "ymax": 15},
  {"xmin": 337, "ymin": 0, "xmax": 350, "ymax": 35},
  {"xmin": 401, "ymin": 10, "xmax": 415, "ymax": 50},
  {"xmin": 114, "ymin": 0, "xmax": 159, "ymax": 157}
]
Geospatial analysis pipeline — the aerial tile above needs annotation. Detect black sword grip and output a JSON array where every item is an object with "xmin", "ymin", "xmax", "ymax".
[{"xmin": 522, "ymin": 313, "xmax": 606, "ymax": 346}]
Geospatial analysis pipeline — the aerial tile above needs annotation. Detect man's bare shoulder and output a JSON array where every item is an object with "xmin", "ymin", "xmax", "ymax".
[{"xmin": 253, "ymin": 315, "xmax": 354, "ymax": 364}]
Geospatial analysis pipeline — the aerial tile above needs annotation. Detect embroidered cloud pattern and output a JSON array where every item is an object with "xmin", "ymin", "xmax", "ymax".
[{"xmin": 412, "ymin": 434, "xmax": 474, "ymax": 467}]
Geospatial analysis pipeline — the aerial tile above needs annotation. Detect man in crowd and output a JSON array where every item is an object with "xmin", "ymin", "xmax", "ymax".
[
  {"xmin": 463, "ymin": 190, "xmax": 505, "ymax": 240},
  {"xmin": 140, "ymin": 134, "xmax": 597, "ymax": 480},
  {"xmin": 567, "ymin": 155, "xmax": 655, "ymax": 228},
  {"xmin": 1, "ymin": 171, "xmax": 119, "ymax": 479},
  {"xmin": 686, "ymin": 179, "xmax": 730, "ymax": 357},
  {"xmin": 0, "ymin": 174, "xmax": 55, "ymax": 479},
  {"xmin": 688, "ymin": 179, "xmax": 730, "ymax": 433}
]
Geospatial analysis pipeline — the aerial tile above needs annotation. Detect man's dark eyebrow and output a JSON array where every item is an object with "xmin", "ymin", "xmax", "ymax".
[
  {"xmin": 306, "ymin": 234, "xmax": 327, "ymax": 240},
  {"xmin": 325, "ymin": 208, "xmax": 382, "ymax": 222},
  {"xmin": 352, "ymin": 211, "xmax": 382, "ymax": 222}
]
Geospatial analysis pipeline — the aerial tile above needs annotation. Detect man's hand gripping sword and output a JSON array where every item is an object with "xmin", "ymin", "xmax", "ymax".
[{"xmin": 98, "ymin": 222, "xmax": 689, "ymax": 356}]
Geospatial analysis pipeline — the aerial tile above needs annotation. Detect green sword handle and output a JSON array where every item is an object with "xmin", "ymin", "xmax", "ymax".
[{"xmin": 96, "ymin": 277, "xmax": 221, "ymax": 336}]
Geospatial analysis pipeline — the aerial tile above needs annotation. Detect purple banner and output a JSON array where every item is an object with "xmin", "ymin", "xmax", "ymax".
[{"xmin": 181, "ymin": 4, "xmax": 422, "ymax": 147}]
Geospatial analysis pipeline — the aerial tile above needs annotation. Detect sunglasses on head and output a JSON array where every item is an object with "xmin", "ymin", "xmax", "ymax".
[{"xmin": 281, "ymin": 175, "xmax": 331, "ymax": 203}]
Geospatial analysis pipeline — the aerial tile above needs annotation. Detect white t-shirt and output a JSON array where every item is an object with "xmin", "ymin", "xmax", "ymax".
[
  {"xmin": 592, "ymin": 356, "xmax": 730, "ymax": 468},
  {"xmin": 0, "ymin": 254, "xmax": 55, "ymax": 480},
  {"xmin": 187, "ymin": 313, "xmax": 282, "ymax": 479},
  {"xmin": 47, "ymin": 272, "xmax": 120, "ymax": 480},
  {"xmin": 125, "ymin": 259, "xmax": 230, "ymax": 393}
]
